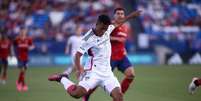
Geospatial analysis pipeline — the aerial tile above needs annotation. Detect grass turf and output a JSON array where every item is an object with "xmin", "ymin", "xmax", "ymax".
[{"xmin": 0, "ymin": 65, "xmax": 201, "ymax": 101}]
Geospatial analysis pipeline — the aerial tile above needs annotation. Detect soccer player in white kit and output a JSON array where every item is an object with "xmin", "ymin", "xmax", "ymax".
[
  {"xmin": 64, "ymin": 26, "xmax": 83, "ymax": 75},
  {"xmin": 48, "ymin": 10, "xmax": 141, "ymax": 101}
]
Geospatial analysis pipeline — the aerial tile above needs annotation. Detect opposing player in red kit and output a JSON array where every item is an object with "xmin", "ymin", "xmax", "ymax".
[
  {"xmin": 83, "ymin": 8, "xmax": 136, "ymax": 101},
  {"xmin": 14, "ymin": 28, "xmax": 34, "ymax": 92},
  {"xmin": 110, "ymin": 7, "xmax": 135, "ymax": 94},
  {"xmin": 0, "ymin": 34, "xmax": 11, "ymax": 85}
]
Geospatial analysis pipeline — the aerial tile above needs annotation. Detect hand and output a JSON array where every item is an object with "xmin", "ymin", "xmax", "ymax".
[
  {"xmin": 113, "ymin": 10, "xmax": 142, "ymax": 27},
  {"xmin": 129, "ymin": 10, "xmax": 142, "ymax": 18}
]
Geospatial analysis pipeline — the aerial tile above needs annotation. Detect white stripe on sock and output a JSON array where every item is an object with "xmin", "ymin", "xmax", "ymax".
[{"xmin": 60, "ymin": 77, "xmax": 74, "ymax": 90}]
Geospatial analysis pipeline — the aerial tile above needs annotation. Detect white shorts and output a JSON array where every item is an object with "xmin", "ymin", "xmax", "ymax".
[{"xmin": 78, "ymin": 71, "xmax": 120, "ymax": 95}]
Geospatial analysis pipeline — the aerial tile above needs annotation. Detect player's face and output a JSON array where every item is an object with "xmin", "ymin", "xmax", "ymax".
[
  {"xmin": 20, "ymin": 29, "xmax": 27, "ymax": 36},
  {"xmin": 114, "ymin": 10, "xmax": 125, "ymax": 20},
  {"xmin": 76, "ymin": 27, "xmax": 83, "ymax": 36},
  {"xmin": 96, "ymin": 22, "xmax": 109, "ymax": 36}
]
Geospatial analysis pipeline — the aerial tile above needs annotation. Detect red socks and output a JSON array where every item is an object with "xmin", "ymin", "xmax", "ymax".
[
  {"xmin": 18, "ymin": 71, "xmax": 25, "ymax": 85},
  {"xmin": 194, "ymin": 78, "xmax": 201, "ymax": 86},
  {"xmin": 121, "ymin": 78, "xmax": 133, "ymax": 94}
]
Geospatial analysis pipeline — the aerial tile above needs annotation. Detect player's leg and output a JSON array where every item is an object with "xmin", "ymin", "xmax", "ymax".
[
  {"xmin": 82, "ymin": 57, "xmax": 109, "ymax": 101},
  {"xmin": 16, "ymin": 60, "xmax": 28, "ymax": 91},
  {"xmin": 101, "ymin": 74, "xmax": 123, "ymax": 101},
  {"xmin": 1, "ymin": 59, "xmax": 8, "ymax": 84},
  {"xmin": 111, "ymin": 87, "xmax": 123, "ymax": 101},
  {"xmin": 0, "ymin": 59, "xmax": 2, "ymax": 83},
  {"xmin": 49, "ymin": 73, "xmax": 87, "ymax": 98},
  {"xmin": 22, "ymin": 61, "xmax": 28, "ymax": 88},
  {"xmin": 82, "ymin": 87, "xmax": 98, "ymax": 101},
  {"xmin": 188, "ymin": 77, "xmax": 201, "ymax": 94},
  {"xmin": 16, "ymin": 68, "xmax": 24, "ymax": 91},
  {"xmin": 49, "ymin": 72, "xmax": 99, "ymax": 99},
  {"xmin": 61, "ymin": 77, "xmax": 87, "ymax": 98},
  {"xmin": 118, "ymin": 56, "xmax": 135, "ymax": 94}
]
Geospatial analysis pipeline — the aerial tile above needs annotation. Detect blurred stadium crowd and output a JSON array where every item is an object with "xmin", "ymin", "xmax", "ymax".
[
  {"xmin": 0, "ymin": 0, "xmax": 122, "ymax": 54},
  {"xmin": 0, "ymin": 0, "xmax": 201, "ymax": 55},
  {"xmin": 138, "ymin": 0, "xmax": 201, "ymax": 53}
]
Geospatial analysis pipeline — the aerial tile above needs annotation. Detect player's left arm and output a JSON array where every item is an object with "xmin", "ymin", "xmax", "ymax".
[
  {"xmin": 65, "ymin": 38, "xmax": 72, "ymax": 55},
  {"xmin": 113, "ymin": 10, "xmax": 141, "ymax": 28},
  {"xmin": 28, "ymin": 38, "xmax": 35, "ymax": 50},
  {"xmin": 110, "ymin": 36, "xmax": 126, "ymax": 42}
]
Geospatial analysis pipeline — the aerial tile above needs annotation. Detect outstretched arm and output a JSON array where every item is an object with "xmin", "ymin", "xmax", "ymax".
[
  {"xmin": 110, "ymin": 36, "xmax": 126, "ymax": 42},
  {"xmin": 74, "ymin": 52, "xmax": 84, "ymax": 79},
  {"xmin": 113, "ymin": 10, "xmax": 141, "ymax": 28}
]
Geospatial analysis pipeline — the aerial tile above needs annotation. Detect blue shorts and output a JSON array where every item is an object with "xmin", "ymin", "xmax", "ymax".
[
  {"xmin": 0, "ymin": 58, "xmax": 8, "ymax": 66},
  {"xmin": 18, "ymin": 60, "xmax": 28, "ymax": 69},
  {"xmin": 111, "ymin": 56, "xmax": 132, "ymax": 73}
]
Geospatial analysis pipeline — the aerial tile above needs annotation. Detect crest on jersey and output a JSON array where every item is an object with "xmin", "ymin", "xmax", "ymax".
[{"xmin": 85, "ymin": 76, "xmax": 90, "ymax": 81}]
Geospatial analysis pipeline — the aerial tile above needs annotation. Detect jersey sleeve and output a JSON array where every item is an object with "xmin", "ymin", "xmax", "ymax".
[
  {"xmin": 77, "ymin": 39, "xmax": 92, "ymax": 55},
  {"xmin": 105, "ymin": 25, "xmax": 115, "ymax": 35},
  {"xmin": 77, "ymin": 29, "xmax": 94, "ymax": 54}
]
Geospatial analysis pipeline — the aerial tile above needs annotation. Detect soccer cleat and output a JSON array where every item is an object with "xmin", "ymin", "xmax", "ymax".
[
  {"xmin": 48, "ymin": 73, "xmax": 68, "ymax": 82},
  {"xmin": 1, "ymin": 80, "xmax": 6, "ymax": 85},
  {"xmin": 188, "ymin": 77, "xmax": 199, "ymax": 94},
  {"xmin": 1, "ymin": 77, "xmax": 7, "ymax": 85},
  {"xmin": 16, "ymin": 81, "xmax": 22, "ymax": 92},
  {"xmin": 22, "ymin": 84, "xmax": 28, "ymax": 92}
]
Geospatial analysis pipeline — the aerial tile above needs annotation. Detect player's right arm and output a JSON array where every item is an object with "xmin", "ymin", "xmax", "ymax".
[
  {"xmin": 74, "ymin": 52, "xmax": 84, "ymax": 78},
  {"xmin": 113, "ymin": 10, "xmax": 141, "ymax": 28},
  {"xmin": 28, "ymin": 37, "xmax": 35, "ymax": 50},
  {"xmin": 74, "ymin": 31, "xmax": 93, "ymax": 78}
]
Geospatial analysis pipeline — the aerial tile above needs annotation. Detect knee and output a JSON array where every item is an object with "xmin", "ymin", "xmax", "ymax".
[
  {"xmin": 113, "ymin": 92, "xmax": 123, "ymax": 101},
  {"xmin": 125, "ymin": 71, "xmax": 135, "ymax": 79},
  {"xmin": 124, "ymin": 67, "xmax": 136, "ymax": 79},
  {"xmin": 68, "ymin": 86, "xmax": 87, "ymax": 99}
]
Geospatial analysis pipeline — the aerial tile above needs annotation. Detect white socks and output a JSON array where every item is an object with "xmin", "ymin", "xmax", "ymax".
[{"xmin": 60, "ymin": 77, "xmax": 74, "ymax": 90}]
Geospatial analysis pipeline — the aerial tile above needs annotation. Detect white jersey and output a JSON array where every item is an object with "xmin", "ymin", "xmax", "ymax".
[
  {"xmin": 77, "ymin": 25, "xmax": 115, "ymax": 76},
  {"xmin": 67, "ymin": 35, "xmax": 83, "ymax": 56}
]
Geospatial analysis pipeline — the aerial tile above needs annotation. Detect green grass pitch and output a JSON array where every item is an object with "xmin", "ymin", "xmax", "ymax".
[{"xmin": 0, "ymin": 65, "xmax": 201, "ymax": 101}]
